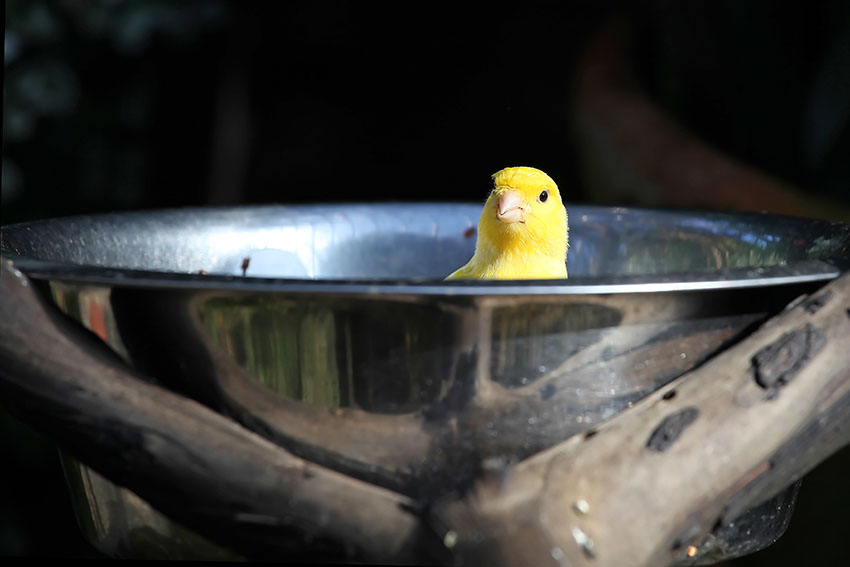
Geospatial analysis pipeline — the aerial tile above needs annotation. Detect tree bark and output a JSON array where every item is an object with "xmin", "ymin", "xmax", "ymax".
[
  {"xmin": 436, "ymin": 271, "xmax": 850, "ymax": 566},
  {"xmin": 2, "ymin": 254, "xmax": 849, "ymax": 565},
  {"xmin": 0, "ymin": 258, "xmax": 446, "ymax": 564}
]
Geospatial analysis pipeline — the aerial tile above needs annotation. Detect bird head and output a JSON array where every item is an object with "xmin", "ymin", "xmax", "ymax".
[{"xmin": 478, "ymin": 166, "xmax": 568, "ymax": 258}]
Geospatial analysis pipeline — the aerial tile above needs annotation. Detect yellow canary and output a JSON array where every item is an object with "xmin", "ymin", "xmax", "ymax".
[{"xmin": 446, "ymin": 166, "xmax": 568, "ymax": 280}]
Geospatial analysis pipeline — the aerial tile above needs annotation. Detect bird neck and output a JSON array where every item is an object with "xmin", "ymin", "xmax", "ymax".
[{"xmin": 476, "ymin": 221, "xmax": 566, "ymax": 263}]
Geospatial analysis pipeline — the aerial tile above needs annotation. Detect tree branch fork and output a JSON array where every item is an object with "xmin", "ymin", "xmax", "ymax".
[{"xmin": 2, "ymin": 255, "xmax": 849, "ymax": 565}]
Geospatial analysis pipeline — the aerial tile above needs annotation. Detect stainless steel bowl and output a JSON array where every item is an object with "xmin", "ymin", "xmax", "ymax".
[{"xmin": 3, "ymin": 204, "xmax": 849, "ymax": 561}]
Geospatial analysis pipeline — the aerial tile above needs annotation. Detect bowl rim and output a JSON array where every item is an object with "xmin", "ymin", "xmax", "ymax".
[{"xmin": 2, "ymin": 204, "xmax": 849, "ymax": 296}]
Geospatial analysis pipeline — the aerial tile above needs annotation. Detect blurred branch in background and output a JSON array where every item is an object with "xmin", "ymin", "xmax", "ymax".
[{"xmin": 572, "ymin": 2, "xmax": 850, "ymax": 221}]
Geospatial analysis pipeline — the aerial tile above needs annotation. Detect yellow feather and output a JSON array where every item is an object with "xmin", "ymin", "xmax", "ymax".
[{"xmin": 446, "ymin": 166, "xmax": 568, "ymax": 280}]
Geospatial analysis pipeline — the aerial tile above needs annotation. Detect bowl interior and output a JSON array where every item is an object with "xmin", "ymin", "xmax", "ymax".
[{"xmin": 3, "ymin": 204, "xmax": 848, "ymax": 284}]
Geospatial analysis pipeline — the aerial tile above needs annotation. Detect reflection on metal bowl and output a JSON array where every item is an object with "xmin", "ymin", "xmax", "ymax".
[{"xmin": 3, "ymin": 204, "xmax": 849, "ymax": 561}]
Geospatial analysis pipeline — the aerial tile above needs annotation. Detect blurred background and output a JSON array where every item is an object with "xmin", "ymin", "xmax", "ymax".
[{"xmin": 3, "ymin": 0, "xmax": 849, "ymax": 563}]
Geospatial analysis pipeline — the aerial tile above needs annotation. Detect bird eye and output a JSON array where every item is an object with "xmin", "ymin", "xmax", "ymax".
[{"xmin": 539, "ymin": 190, "xmax": 549, "ymax": 203}]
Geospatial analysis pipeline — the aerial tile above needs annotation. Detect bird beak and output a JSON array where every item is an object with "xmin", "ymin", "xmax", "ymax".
[{"xmin": 496, "ymin": 190, "xmax": 526, "ymax": 224}]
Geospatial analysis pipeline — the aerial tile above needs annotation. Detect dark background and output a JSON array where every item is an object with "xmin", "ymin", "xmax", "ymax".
[{"xmin": 3, "ymin": 0, "xmax": 850, "ymax": 563}]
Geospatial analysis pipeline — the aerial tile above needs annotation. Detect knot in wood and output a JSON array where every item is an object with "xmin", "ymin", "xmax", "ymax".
[
  {"xmin": 646, "ymin": 407, "xmax": 699, "ymax": 452},
  {"xmin": 803, "ymin": 290, "xmax": 833, "ymax": 314},
  {"xmin": 751, "ymin": 324, "xmax": 826, "ymax": 391}
]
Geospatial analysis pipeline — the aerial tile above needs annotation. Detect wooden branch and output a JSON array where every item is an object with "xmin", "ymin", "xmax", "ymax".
[
  {"xmin": 4, "ymin": 249, "xmax": 849, "ymax": 565},
  {"xmin": 0, "ymin": 257, "xmax": 447, "ymax": 564},
  {"xmin": 436, "ymin": 270, "xmax": 850, "ymax": 566}
]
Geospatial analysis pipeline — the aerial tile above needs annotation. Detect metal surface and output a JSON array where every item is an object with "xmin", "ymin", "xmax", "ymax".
[
  {"xmin": 4, "ymin": 204, "xmax": 849, "ymax": 290},
  {"xmin": 3, "ymin": 204, "xmax": 850, "ymax": 561}
]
